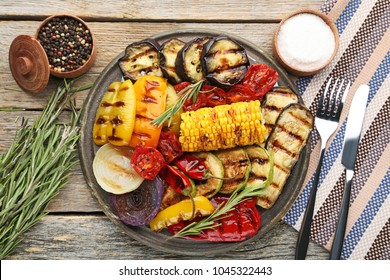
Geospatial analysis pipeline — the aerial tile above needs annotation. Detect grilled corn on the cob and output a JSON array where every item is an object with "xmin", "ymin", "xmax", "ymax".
[{"xmin": 179, "ymin": 100, "xmax": 267, "ymax": 152}]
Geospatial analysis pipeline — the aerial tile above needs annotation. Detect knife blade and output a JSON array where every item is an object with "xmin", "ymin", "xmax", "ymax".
[
  {"xmin": 341, "ymin": 84, "xmax": 370, "ymax": 169},
  {"xmin": 329, "ymin": 84, "xmax": 369, "ymax": 259}
]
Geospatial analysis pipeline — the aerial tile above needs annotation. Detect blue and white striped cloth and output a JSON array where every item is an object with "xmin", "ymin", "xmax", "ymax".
[{"xmin": 283, "ymin": 0, "xmax": 390, "ymax": 260}]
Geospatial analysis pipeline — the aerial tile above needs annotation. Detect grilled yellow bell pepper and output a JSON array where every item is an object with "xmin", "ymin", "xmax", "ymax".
[
  {"xmin": 93, "ymin": 80, "xmax": 136, "ymax": 146},
  {"xmin": 129, "ymin": 75, "xmax": 167, "ymax": 148},
  {"xmin": 149, "ymin": 196, "xmax": 214, "ymax": 231}
]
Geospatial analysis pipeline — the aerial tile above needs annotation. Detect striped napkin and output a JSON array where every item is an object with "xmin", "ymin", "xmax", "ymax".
[{"xmin": 283, "ymin": 0, "xmax": 390, "ymax": 260}]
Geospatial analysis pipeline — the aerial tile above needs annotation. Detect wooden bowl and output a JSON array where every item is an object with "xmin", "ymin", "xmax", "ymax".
[
  {"xmin": 35, "ymin": 14, "xmax": 96, "ymax": 79},
  {"xmin": 272, "ymin": 9, "xmax": 339, "ymax": 76}
]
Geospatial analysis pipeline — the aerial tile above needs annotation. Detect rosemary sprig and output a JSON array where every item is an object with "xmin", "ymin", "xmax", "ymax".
[
  {"xmin": 150, "ymin": 80, "xmax": 204, "ymax": 127},
  {"xmin": 174, "ymin": 147, "xmax": 274, "ymax": 238},
  {"xmin": 0, "ymin": 79, "xmax": 91, "ymax": 259}
]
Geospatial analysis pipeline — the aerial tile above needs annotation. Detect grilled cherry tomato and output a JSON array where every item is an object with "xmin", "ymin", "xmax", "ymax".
[
  {"xmin": 168, "ymin": 195, "xmax": 261, "ymax": 242},
  {"xmin": 226, "ymin": 84, "xmax": 255, "ymax": 103},
  {"xmin": 177, "ymin": 82, "xmax": 227, "ymax": 111},
  {"xmin": 173, "ymin": 81, "xmax": 192, "ymax": 93},
  {"xmin": 174, "ymin": 82, "xmax": 202, "ymax": 112},
  {"xmin": 157, "ymin": 131, "xmax": 183, "ymax": 163},
  {"xmin": 243, "ymin": 64, "xmax": 279, "ymax": 100},
  {"xmin": 130, "ymin": 145, "xmax": 166, "ymax": 180},
  {"xmin": 199, "ymin": 85, "xmax": 227, "ymax": 108}
]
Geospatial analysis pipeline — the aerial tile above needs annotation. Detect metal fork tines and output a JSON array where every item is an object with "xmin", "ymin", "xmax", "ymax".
[{"xmin": 295, "ymin": 77, "xmax": 350, "ymax": 260}]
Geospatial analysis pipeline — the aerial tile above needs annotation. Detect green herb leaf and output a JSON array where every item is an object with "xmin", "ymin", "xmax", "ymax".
[{"xmin": 150, "ymin": 80, "xmax": 204, "ymax": 127}]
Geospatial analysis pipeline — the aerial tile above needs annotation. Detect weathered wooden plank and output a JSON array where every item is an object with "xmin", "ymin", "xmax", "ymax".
[
  {"xmin": 6, "ymin": 216, "xmax": 328, "ymax": 259},
  {"xmin": 47, "ymin": 173, "xmax": 100, "ymax": 212},
  {"xmin": 1, "ymin": 0, "xmax": 322, "ymax": 21},
  {"xmin": 0, "ymin": 21, "xmax": 281, "ymax": 109}
]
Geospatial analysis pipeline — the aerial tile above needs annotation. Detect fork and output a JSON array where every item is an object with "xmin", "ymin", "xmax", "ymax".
[{"xmin": 295, "ymin": 78, "xmax": 350, "ymax": 260}]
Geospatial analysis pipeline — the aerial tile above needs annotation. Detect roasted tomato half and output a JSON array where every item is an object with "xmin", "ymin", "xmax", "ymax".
[{"xmin": 130, "ymin": 145, "xmax": 166, "ymax": 180}]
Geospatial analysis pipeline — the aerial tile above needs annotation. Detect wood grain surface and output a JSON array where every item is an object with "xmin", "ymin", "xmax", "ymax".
[
  {"xmin": 1, "ymin": 0, "xmax": 323, "ymax": 21},
  {"xmin": 7, "ymin": 217, "xmax": 328, "ymax": 260},
  {"xmin": 0, "ymin": 0, "xmax": 328, "ymax": 260}
]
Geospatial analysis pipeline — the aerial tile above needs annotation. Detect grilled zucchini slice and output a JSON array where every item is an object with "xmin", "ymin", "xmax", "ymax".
[
  {"xmin": 193, "ymin": 152, "xmax": 224, "ymax": 198},
  {"xmin": 163, "ymin": 84, "xmax": 182, "ymax": 136},
  {"xmin": 245, "ymin": 146, "xmax": 270, "ymax": 189},
  {"xmin": 214, "ymin": 148, "xmax": 251, "ymax": 194},
  {"xmin": 176, "ymin": 36, "xmax": 212, "ymax": 83},
  {"xmin": 202, "ymin": 36, "xmax": 249, "ymax": 90},
  {"xmin": 257, "ymin": 103, "xmax": 314, "ymax": 209},
  {"xmin": 118, "ymin": 39, "xmax": 163, "ymax": 81},
  {"xmin": 159, "ymin": 38, "xmax": 185, "ymax": 84},
  {"xmin": 261, "ymin": 87, "xmax": 299, "ymax": 137}
]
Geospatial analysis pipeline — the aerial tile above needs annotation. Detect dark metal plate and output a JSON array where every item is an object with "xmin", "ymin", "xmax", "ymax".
[{"xmin": 78, "ymin": 29, "xmax": 310, "ymax": 256}]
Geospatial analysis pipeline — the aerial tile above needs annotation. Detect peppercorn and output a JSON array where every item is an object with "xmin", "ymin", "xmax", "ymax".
[{"xmin": 37, "ymin": 16, "xmax": 93, "ymax": 73}]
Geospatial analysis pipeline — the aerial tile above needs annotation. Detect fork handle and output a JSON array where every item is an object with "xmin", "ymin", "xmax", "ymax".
[
  {"xmin": 329, "ymin": 169, "xmax": 354, "ymax": 260},
  {"xmin": 295, "ymin": 147, "xmax": 326, "ymax": 260}
]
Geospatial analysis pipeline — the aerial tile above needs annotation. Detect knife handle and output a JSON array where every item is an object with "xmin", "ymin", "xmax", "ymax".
[
  {"xmin": 295, "ymin": 147, "xmax": 326, "ymax": 260},
  {"xmin": 329, "ymin": 169, "xmax": 354, "ymax": 260}
]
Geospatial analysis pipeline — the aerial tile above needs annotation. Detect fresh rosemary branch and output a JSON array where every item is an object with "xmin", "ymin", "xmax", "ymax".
[
  {"xmin": 174, "ymin": 147, "xmax": 274, "ymax": 238},
  {"xmin": 0, "ymin": 79, "xmax": 91, "ymax": 259},
  {"xmin": 150, "ymin": 80, "xmax": 204, "ymax": 127}
]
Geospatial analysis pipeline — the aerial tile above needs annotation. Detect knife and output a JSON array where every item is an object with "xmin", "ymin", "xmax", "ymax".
[{"xmin": 329, "ymin": 84, "xmax": 369, "ymax": 260}]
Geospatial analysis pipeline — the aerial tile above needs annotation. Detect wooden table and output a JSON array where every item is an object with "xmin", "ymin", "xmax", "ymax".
[{"xmin": 1, "ymin": 0, "xmax": 329, "ymax": 259}]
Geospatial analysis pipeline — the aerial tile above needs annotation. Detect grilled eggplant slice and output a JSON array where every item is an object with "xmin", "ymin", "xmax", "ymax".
[
  {"xmin": 245, "ymin": 146, "xmax": 270, "ymax": 189},
  {"xmin": 261, "ymin": 87, "xmax": 299, "ymax": 138},
  {"xmin": 257, "ymin": 103, "xmax": 313, "ymax": 209},
  {"xmin": 160, "ymin": 185, "xmax": 184, "ymax": 210},
  {"xmin": 118, "ymin": 39, "xmax": 163, "ymax": 81},
  {"xmin": 176, "ymin": 36, "xmax": 212, "ymax": 83},
  {"xmin": 202, "ymin": 36, "xmax": 249, "ymax": 89},
  {"xmin": 159, "ymin": 38, "xmax": 185, "ymax": 84},
  {"xmin": 214, "ymin": 148, "xmax": 251, "ymax": 194}
]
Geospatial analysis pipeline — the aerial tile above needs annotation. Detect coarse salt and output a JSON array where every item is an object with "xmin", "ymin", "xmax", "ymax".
[{"xmin": 276, "ymin": 13, "xmax": 336, "ymax": 72}]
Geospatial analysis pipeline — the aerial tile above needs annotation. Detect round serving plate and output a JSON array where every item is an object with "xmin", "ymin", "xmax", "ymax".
[{"xmin": 78, "ymin": 28, "xmax": 310, "ymax": 256}]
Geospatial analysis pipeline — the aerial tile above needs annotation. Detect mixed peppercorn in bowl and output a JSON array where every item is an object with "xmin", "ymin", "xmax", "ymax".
[{"xmin": 36, "ymin": 14, "xmax": 96, "ymax": 78}]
